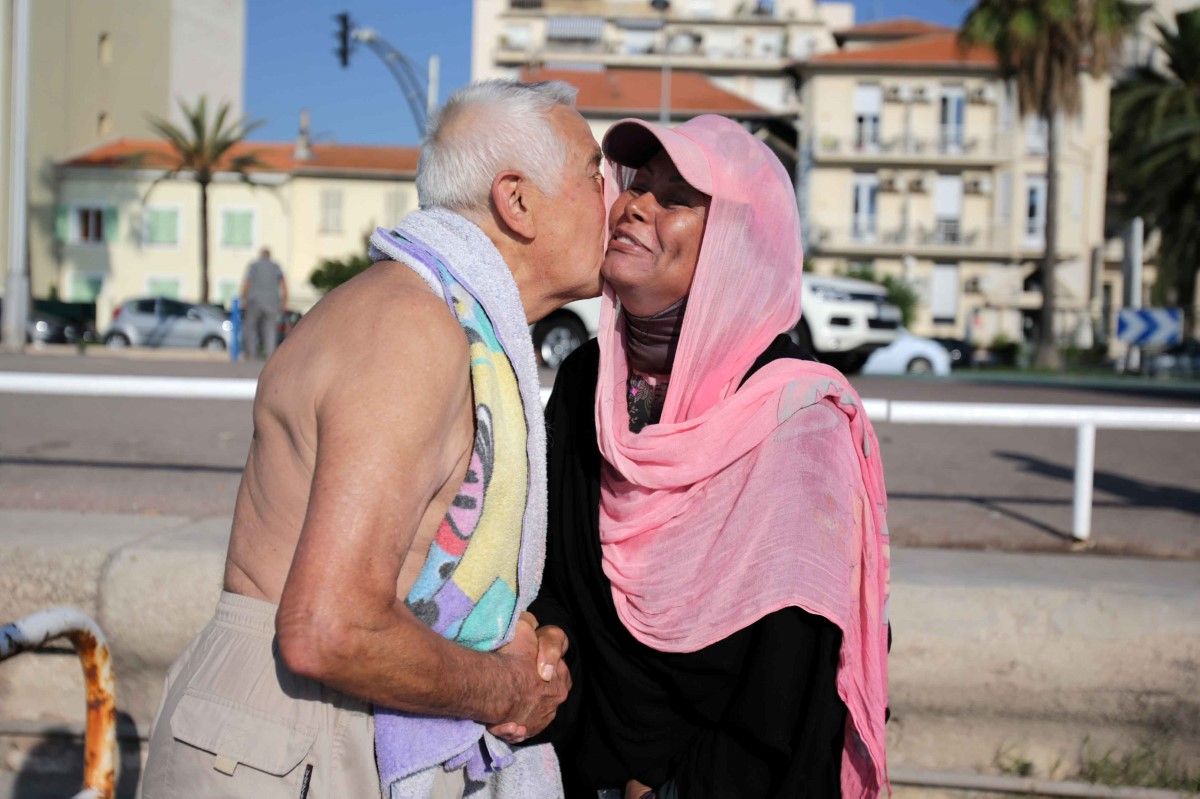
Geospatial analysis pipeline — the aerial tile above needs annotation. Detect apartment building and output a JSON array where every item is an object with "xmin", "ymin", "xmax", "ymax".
[
  {"xmin": 56, "ymin": 135, "xmax": 418, "ymax": 323},
  {"xmin": 472, "ymin": 0, "xmax": 853, "ymax": 114},
  {"xmin": 0, "ymin": 0, "xmax": 245, "ymax": 305},
  {"xmin": 796, "ymin": 23, "xmax": 1114, "ymax": 346}
]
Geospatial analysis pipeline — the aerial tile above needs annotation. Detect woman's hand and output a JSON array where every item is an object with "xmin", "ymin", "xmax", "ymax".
[
  {"xmin": 624, "ymin": 778, "xmax": 655, "ymax": 799},
  {"xmin": 487, "ymin": 613, "xmax": 571, "ymax": 743}
]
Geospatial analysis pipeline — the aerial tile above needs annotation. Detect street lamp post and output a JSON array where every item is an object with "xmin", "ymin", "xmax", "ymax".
[
  {"xmin": 3, "ymin": 0, "xmax": 32, "ymax": 352},
  {"xmin": 334, "ymin": 13, "xmax": 440, "ymax": 136},
  {"xmin": 651, "ymin": 0, "xmax": 671, "ymax": 124}
]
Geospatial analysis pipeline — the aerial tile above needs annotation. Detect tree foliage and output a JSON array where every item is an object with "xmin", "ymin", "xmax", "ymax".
[
  {"xmin": 1110, "ymin": 9, "xmax": 1200, "ymax": 319},
  {"xmin": 145, "ymin": 97, "xmax": 263, "ymax": 303},
  {"xmin": 310, "ymin": 253, "xmax": 374, "ymax": 294},
  {"xmin": 960, "ymin": 0, "xmax": 1139, "ymax": 368}
]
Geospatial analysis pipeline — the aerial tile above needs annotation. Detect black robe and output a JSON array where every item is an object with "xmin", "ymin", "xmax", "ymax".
[{"xmin": 528, "ymin": 336, "xmax": 847, "ymax": 798}]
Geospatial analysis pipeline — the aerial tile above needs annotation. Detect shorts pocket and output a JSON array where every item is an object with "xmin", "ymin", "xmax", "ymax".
[{"xmin": 170, "ymin": 688, "xmax": 317, "ymax": 778}]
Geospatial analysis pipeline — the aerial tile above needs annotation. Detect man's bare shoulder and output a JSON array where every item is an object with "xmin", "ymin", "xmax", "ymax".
[{"xmin": 265, "ymin": 261, "xmax": 469, "ymax": 399}]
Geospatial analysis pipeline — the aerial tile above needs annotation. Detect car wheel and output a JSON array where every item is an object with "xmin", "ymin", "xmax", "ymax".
[
  {"xmin": 533, "ymin": 313, "xmax": 587, "ymax": 369},
  {"xmin": 907, "ymin": 357, "xmax": 933, "ymax": 374},
  {"xmin": 201, "ymin": 336, "xmax": 227, "ymax": 352},
  {"xmin": 104, "ymin": 332, "xmax": 130, "ymax": 348}
]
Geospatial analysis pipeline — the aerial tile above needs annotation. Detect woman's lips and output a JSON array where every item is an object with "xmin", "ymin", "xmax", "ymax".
[{"xmin": 608, "ymin": 230, "xmax": 651, "ymax": 255}]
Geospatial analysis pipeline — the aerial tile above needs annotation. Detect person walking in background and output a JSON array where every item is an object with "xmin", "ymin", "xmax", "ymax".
[{"xmin": 240, "ymin": 246, "xmax": 287, "ymax": 360}]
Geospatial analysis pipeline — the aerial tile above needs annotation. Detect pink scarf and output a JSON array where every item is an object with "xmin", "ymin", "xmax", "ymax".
[{"xmin": 595, "ymin": 115, "xmax": 891, "ymax": 797}]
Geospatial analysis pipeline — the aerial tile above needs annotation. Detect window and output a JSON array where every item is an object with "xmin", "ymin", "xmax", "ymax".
[
  {"xmin": 71, "ymin": 207, "xmax": 110, "ymax": 244},
  {"xmin": 143, "ymin": 206, "xmax": 179, "ymax": 247},
  {"xmin": 933, "ymin": 174, "xmax": 964, "ymax": 244},
  {"xmin": 319, "ymin": 189, "xmax": 343, "ymax": 234},
  {"xmin": 69, "ymin": 273, "xmax": 104, "ymax": 302},
  {"xmin": 1025, "ymin": 174, "xmax": 1047, "ymax": 245},
  {"xmin": 160, "ymin": 298, "xmax": 189, "ymax": 317},
  {"xmin": 851, "ymin": 173, "xmax": 878, "ymax": 241},
  {"xmin": 132, "ymin": 299, "xmax": 157, "ymax": 315},
  {"xmin": 939, "ymin": 86, "xmax": 966, "ymax": 153},
  {"xmin": 853, "ymin": 85, "xmax": 882, "ymax": 151},
  {"xmin": 146, "ymin": 277, "xmax": 181, "ymax": 299},
  {"xmin": 221, "ymin": 208, "xmax": 254, "ymax": 247}
]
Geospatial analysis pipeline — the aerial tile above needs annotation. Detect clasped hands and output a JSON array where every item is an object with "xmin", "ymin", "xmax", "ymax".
[{"xmin": 487, "ymin": 611, "xmax": 570, "ymax": 743}]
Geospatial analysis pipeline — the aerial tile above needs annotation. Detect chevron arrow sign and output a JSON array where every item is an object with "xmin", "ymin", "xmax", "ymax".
[{"xmin": 1117, "ymin": 308, "xmax": 1184, "ymax": 346}]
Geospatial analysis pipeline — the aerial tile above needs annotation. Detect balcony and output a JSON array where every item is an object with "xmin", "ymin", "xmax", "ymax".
[
  {"xmin": 812, "ymin": 134, "xmax": 1006, "ymax": 165},
  {"xmin": 810, "ymin": 224, "xmax": 1020, "ymax": 258},
  {"xmin": 494, "ymin": 29, "xmax": 792, "ymax": 72}
]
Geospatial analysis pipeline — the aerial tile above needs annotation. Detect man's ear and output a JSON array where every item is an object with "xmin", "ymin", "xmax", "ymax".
[{"xmin": 490, "ymin": 170, "xmax": 536, "ymax": 240}]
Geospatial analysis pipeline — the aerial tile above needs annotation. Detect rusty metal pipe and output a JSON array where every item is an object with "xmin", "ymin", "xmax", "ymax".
[{"xmin": 0, "ymin": 607, "xmax": 117, "ymax": 799}]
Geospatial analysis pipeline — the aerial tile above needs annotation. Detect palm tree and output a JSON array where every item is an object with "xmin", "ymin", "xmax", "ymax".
[
  {"xmin": 145, "ymin": 97, "xmax": 263, "ymax": 304},
  {"xmin": 960, "ymin": 0, "xmax": 1139, "ymax": 368},
  {"xmin": 1110, "ymin": 9, "xmax": 1200, "ymax": 328}
]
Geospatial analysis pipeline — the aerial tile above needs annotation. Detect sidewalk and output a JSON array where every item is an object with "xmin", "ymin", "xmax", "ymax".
[{"xmin": 2, "ymin": 508, "xmax": 1198, "ymax": 794}]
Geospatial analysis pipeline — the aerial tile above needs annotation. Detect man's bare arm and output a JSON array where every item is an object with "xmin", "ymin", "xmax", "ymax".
[{"xmin": 274, "ymin": 270, "xmax": 561, "ymax": 726}]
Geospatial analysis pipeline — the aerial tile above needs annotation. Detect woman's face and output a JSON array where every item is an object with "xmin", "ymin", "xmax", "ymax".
[{"xmin": 602, "ymin": 150, "xmax": 710, "ymax": 317}]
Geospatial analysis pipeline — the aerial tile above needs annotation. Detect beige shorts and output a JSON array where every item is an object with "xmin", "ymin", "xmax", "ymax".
[{"xmin": 140, "ymin": 591, "xmax": 382, "ymax": 799}]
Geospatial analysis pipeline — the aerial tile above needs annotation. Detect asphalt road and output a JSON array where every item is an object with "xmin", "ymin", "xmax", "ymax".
[{"xmin": 2, "ymin": 348, "xmax": 1198, "ymax": 558}]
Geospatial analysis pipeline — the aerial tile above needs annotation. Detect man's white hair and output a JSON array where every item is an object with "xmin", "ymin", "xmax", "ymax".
[{"xmin": 416, "ymin": 79, "xmax": 580, "ymax": 211}]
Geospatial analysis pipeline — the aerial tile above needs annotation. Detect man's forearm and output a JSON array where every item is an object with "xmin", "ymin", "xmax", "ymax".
[{"xmin": 277, "ymin": 599, "xmax": 516, "ymax": 723}]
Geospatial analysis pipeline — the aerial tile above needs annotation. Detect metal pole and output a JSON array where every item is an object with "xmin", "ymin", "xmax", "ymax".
[
  {"xmin": 1125, "ymin": 216, "xmax": 1144, "ymax": 372},
  {"xmin": 1072, "ymin": 422, "xmax": 1096, "ymax": 541},
  {"xmin": 3, "ymin": 0, "xmax": 32, "ymax": 353},
  {"xmin": 426, "ymin": 54, "xmax": 439, "ymax": 128},
  {"xmin": 659, "ymin": 61, "xmax": 671, "ymax": 123}
]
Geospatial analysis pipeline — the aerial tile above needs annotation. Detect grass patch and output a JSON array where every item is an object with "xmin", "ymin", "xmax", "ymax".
[{"xmin": 1076, "ymin": 740, "xmax": 1200, "ymax": 791}]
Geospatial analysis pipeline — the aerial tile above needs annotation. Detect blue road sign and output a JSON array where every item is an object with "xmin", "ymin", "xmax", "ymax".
[{"xmin": 1117, "ymin": 308, "xmax": 1183, "ymax": 347}]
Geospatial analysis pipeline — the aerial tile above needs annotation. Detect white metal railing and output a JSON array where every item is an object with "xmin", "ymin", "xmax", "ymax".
[{"xmin": 2, "ymin": 371, "xmax": 1198, "ymax": 543}]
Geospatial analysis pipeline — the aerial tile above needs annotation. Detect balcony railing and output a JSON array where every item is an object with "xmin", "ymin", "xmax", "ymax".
[
  {"xmin": 811, "ymin": 224, "xmax": 1019, "ymax": 253},
  {"xmin": 814, "ymin": 135, "xmax": 1001, "ymax": 161}
]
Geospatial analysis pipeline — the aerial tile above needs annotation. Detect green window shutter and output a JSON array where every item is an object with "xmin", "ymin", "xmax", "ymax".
[
  {"xmin": 54, "ymin": 206, "xmax": 70, "ymax": 242},
  {"xmin": 223, "ymin": 210, "xmax": 252, "ymax": 247},
  {"xmin": 102, "ymin": 207, "xmax": 119, "ymax": 242},
  {"xmin": 146, "ymin": 209, "xmax": 178, "ymax": 245}
]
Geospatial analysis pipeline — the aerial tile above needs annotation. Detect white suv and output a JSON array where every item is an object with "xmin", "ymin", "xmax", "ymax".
[
  {"xmin": 795, "ymin": 274, "xmax": 902, "ymax": 371},
  {"xmin": 532, "ymin": 274, "xmax": 901, "ymax": 372}
]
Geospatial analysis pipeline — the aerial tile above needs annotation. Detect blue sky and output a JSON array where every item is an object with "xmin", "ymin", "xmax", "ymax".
[{"xmin": 245, "ymin": 0, "xmax": 974, "ymax": 147}]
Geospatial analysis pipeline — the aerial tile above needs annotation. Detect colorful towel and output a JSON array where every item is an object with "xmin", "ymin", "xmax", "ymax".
[{"xmin": 367, "ymin": 209, "xmax": 551, "ymax": 791}]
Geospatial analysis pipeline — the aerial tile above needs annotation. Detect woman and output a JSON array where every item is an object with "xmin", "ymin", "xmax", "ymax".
[{"xmin": 529, "ymin": 115, "xmax": 890, "ymax": 798}]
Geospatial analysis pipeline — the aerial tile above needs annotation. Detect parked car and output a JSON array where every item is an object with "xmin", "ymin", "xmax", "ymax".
[
  {"xmin": 104, "ymin": 297, "xmax": 232, "ymax": 351},
  {"xmin": 531, "ymin": 298, "xmax": 601, "ymax": 369},
  {"xmin": 789, "ymin": 275, "xmax": 903, "ymax": 372},
  {"xmin": 531, "ymin": 274, "xmax": 903, "ymax": 372},
  {"xmin": 0, "ymin": 304, "xmax": 93, "ymax": 345},
  {"xmin": 862, "ymin": 331, "xmax": 952, "ymax": 376},
  {"xmin": 1147, "ymin": 338, "xmax": 1200, "ymax": 379},
  {"xmin": 933, "ymin": 337, "xmax": 975, "ymax": 369}
]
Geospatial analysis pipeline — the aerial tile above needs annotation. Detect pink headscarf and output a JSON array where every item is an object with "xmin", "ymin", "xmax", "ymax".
[{"xmin": 595, "ymin": 115, "xmax": 891, "ymax": 797}]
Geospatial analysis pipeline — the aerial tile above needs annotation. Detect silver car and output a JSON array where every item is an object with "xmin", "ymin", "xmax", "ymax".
[{"xmin": 103, "ymin": 297, "xmax": 232, "ymax": 351}]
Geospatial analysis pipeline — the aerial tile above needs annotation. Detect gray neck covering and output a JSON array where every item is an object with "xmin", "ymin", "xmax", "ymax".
[{"xmin": 624, "ymin": 296, "xmax": 688, "ymax": 377}]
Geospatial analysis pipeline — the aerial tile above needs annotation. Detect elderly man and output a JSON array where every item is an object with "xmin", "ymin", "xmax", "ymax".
[{"xmin": 142, "ymin": 80, "xmax": 604, "ymax": 798}]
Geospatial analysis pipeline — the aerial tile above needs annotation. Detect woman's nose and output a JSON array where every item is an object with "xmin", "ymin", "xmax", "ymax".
[{"xmin": 626, "ymin": 192, "xmax": 653, "ymax": 222}]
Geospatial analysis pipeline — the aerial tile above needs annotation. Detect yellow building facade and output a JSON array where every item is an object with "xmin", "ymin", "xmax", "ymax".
[
  {"xmin": 797, "ymin": 25, "xmax": 1116, "ymax": 347},
  {"xmin": 56, "ymin": 140, "xmax": 419, "ymax": 323}
]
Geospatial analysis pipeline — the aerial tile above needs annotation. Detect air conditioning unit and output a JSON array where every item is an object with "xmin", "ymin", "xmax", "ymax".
[
  {"xmin": 965, "ymin": 175, "xmax": 992, "ymax": 194},
  {"xmin": 879, "ymin": 171, "xmax": 899, "ymax": 192},
  {"xmin": 910, "ymin": 85, "xmax": 930, "ymax": 103},
  {"xmin": 884, "ymin": 84, "xmax": 905, "ymax": 102},
  {"xmin": 968, "ymin": 85, "xmax": 995, "ymax": 104},
  {"xmin": 908, "ymin": 173, "xmax": 929, "ymax": 192},
  {"xmin": 964, "ymin": 276, "xmax": 984, "ymax": 293}
]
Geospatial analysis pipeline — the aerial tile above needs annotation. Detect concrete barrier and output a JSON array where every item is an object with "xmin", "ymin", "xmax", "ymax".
[{"xmin": 2, "ymin": 508, "xmax": 1199, "ymax": 783}]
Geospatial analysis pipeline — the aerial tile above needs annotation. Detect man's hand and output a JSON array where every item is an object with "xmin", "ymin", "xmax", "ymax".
[{"xmin": 487, "ymin": 613, "xmax": 571, "ymax": 743}]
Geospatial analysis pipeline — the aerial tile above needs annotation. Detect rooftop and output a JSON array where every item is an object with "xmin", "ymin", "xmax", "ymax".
[
  {"xmin": 521, "ymin": 66, "xmax": 772, "ymax": 117},
  {"xmin": 835, "ymin": 17, "xmax": 954, "ymax": 42},
  {"xmin": 61, "ymin": 139, "xmax": 420, "ymax": 176},
  {"xmin": 807, "ymin": 32, "xmax": 998, "ymax": 70}
]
